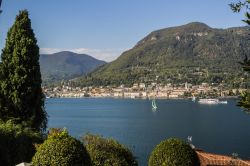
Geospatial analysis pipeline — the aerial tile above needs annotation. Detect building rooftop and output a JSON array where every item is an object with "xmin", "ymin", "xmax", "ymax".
[{"xmin": 196, "ymin": 150, "xmax": 250, "ymax": 166}]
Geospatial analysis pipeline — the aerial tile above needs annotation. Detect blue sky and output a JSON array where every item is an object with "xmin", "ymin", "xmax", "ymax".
[{"xmin": 0, "ymin": 0, "xmax": 246, "ymax": 61}]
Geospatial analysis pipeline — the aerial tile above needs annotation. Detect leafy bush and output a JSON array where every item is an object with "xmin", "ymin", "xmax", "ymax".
[
  {"xmin": 82, "ymin": 134, "xmax": 138, "ymax": 166},
  {"xmin": 0, "ymin": 120, "xmax": 43, "ymax": 166},
  {"xmin": 148, "ymin": 138, "xmax": 199, "ymax": 166},
  {"xmin": 32, "ymin": 129, "xmax": 91, "ymax": 166}
]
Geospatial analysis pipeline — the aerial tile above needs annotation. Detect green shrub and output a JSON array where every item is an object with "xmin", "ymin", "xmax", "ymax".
[
  {"xmin": 32, "ymin": 129, "xmax": 91, "ymax": 166},
  {"xmin": 82, "ymin": 134, "xmax": 138, "ymax": 166},
  {"xmin": 0, "ymin": 120, "xmax": 43, "ymax": 166},
  {"xmin": 148, "ymin": 138, "xmax": 199, "ymax": 166}
]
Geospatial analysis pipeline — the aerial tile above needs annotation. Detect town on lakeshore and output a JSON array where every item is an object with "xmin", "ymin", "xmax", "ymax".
[
  {"xmin": 2, "ymin": 1, "xmax": 250, "ymax": 165},
  {"xmin": 43, "ymin": 82, "xmax": 243, "ymax": 99}
]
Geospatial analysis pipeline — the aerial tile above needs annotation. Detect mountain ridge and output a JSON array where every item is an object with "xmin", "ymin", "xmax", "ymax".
[
  {"xmin": 74, "ymin": 22, "xmax": 250, "ymax": 87},
  {"xmin": 40, "ymin": 51, "xmax": 106, "ymax": 85}
]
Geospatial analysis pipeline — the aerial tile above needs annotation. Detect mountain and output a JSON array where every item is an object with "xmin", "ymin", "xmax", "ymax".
[
  {"xmin": 40, "ymin": 51, "xmax": 106, "ymax": 85},
  {"xmin": 76, "ymin": 22, "xmax": 250, "ymax": 88}
]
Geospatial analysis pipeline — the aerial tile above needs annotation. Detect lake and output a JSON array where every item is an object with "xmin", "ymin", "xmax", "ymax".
[{"xmin": 46, "ymin": 98, "xmax": 250, "ymax": 165}]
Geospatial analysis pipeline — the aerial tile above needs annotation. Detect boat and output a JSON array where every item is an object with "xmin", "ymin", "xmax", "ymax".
[
  {"xmin": 198, "ymin": 99, "xmax": 219, "ymax": 104},
  {"xmin": 219, "ymin": 100, "xmax": 227, "ymax": 104},
  {"xmin": 192, "ymin": 96, "xmax": 196, "ymax": 102},
  {"xmin": 198, "ymin": 98, "xmax": 227, "ymax": 104},
  {"xmin": 152, "ymin": 99, "xmax": 157, "ymax": 109}
]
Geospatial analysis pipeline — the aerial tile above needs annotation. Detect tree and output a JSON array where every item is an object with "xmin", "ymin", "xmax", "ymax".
[
  {"xmin": 230, "ymin": 1, "xmax": 250, "ymax": 112},
  {"xmin": 0, "ymin": 10, "xmax": 47, "ymax": 131},
  {"xmin": 82, "ymin": 134, "xmax": 138, "ymax": 166},
  {"xmin": 32, "ymin": 129, "xmax": 91, "ymax": 166},
  {"xmin": 148, "ymin": 138, "xmax": 199, "ymax": 166},
  {"xmin": 0, "ymin": 120, "xmax": 43, "ymax": 166},
  {"xmin": 230, "ymin": 0, "xmax": 250, "ymax": 24},
  {"xmin": 0, "ymin": 0, "xmax": 2, "ymax": 14}
]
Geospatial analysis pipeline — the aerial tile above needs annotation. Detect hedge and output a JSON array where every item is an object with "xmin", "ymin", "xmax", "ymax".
[
  {"xmin": 32, "ymin": 129, "xmax": 91, "ymax": 166},
  {"xmin": 148, "ymin": 138, "xmax": 199, "ymax": 166},
  {"xmin": 82, "ymin": 134, "xmax": 138, "ymax": 166}
]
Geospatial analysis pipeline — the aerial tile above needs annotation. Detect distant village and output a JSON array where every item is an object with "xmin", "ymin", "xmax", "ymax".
[{"xmin": 43, "ymin": 82, "xmax": 244, "ymax": 99}]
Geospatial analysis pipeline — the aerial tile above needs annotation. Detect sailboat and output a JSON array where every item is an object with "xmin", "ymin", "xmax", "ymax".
[
  {"xmin": 152, "ymin": 99, "xmax": 157, "ymax": 110},
  {"xmin": 192, "ymin": 96, "xmax": 196, "ymax": 102}
]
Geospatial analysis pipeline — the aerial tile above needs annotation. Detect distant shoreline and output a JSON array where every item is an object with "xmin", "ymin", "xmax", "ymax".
[{"xmin": 46, "ymin": 96, "xmax": 239, "ymax": 100}]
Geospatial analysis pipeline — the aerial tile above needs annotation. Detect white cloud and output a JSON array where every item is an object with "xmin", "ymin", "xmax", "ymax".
[
  {"xmin": 39, "ymin": 48, "xmax": 62, "ymax": 54},
  {"xmin": 40, "ymin": 47, "xmax": 126, "ymax": 62}
]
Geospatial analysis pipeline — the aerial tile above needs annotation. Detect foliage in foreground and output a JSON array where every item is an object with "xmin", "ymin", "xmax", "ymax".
[
  {"xmin": 148, "ymin": 138, "xmax": 199, "ymax": 166},
  {"xmin": 230, "ymin": 0, "xmax": 250, "ymax": 112},
  {"xmin": 82, "ymin": 134, "xmax": 138, "ymax": 166},
  {"xmin": 0, "ymin": 10, "xmax": 47, "ymax": 131},
  {"xmin": 0, "ymin": 120, "xmax": 43, "ymax": 166},
  {"xmin": 237, "ymin": 90, "xmax": 250, "ymax": 112},
  {"xmin": 32, "ymin": 129, "xmax": 91, "ymax": 166}
]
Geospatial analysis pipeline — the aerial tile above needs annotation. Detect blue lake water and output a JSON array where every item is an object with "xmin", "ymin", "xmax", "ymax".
[{"xmin": 46, "ymin": 98, "xmax": 250, "ymax": 165}]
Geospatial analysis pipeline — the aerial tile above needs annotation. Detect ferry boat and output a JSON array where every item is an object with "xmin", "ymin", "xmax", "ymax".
[
  {"xmin": 198, "ymin": 99, "xmax": 227, "ymax": 104},
  {"xmin": 218, "ymin": 100, "xmax": 228, "ymax": 104}
]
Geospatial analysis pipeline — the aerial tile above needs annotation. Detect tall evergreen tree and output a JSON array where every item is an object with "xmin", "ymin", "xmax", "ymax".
[
  {"xmin": 0, "ymin": 0, "xmax": 2, "ymax": 14},
  {"xmin": 0, "ymin": 10, "xmax": 47, "ymax": 131}
]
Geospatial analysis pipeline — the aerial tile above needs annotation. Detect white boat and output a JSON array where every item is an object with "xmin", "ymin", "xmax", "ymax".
[
  {"xmin": 219, "ymin": 100, "xmax": 228, "ymax": 104},
  {"xmin": 192, "ymin": 96, "xmax": 196, "ymax": 102},
  {"xmin": 198, "ymin": 98, "xmax": 227, "ymax": 104},
  {"xmin": 198, "ymin": 98, "xmax": 219, "ymax": 104},
  {"xmin": 152, "ymin": 99, "xmax": 157, "ymax": 109}
]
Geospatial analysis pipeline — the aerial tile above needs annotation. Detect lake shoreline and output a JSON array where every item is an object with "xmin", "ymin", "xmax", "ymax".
[{"xmin": 47, "ymin": 96, "xmax": 239, "ymax": 100}]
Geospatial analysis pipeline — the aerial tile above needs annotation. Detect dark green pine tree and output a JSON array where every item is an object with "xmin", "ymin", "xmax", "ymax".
[{"xmin": 0, "ymin": 10, "xmax": 47, "ymax": 131}]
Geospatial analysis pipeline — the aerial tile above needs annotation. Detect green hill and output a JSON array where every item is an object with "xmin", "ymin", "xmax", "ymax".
[
  {"xmin": 40, "ymin": 51, "xmax": 106, "ymax": 85},
  {"xmin": 76, "ymin": 22, "xmax": 250, "ymax": 88}
]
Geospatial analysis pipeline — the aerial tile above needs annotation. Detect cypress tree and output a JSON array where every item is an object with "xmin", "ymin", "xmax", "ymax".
[{"xmin": 0, "ymin": 10, "xmax": 47, "ymax": 131}]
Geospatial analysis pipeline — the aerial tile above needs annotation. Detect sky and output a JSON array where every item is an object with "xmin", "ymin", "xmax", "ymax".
[{"xmin": 0, "ymin": 0, "xmax": 247, "ymax": 62}]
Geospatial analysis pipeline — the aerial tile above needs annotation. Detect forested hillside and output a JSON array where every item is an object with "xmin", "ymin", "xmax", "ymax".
[{"xmin": 75, "ymin": 22, "xmax": 250, "ymax": 88}]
